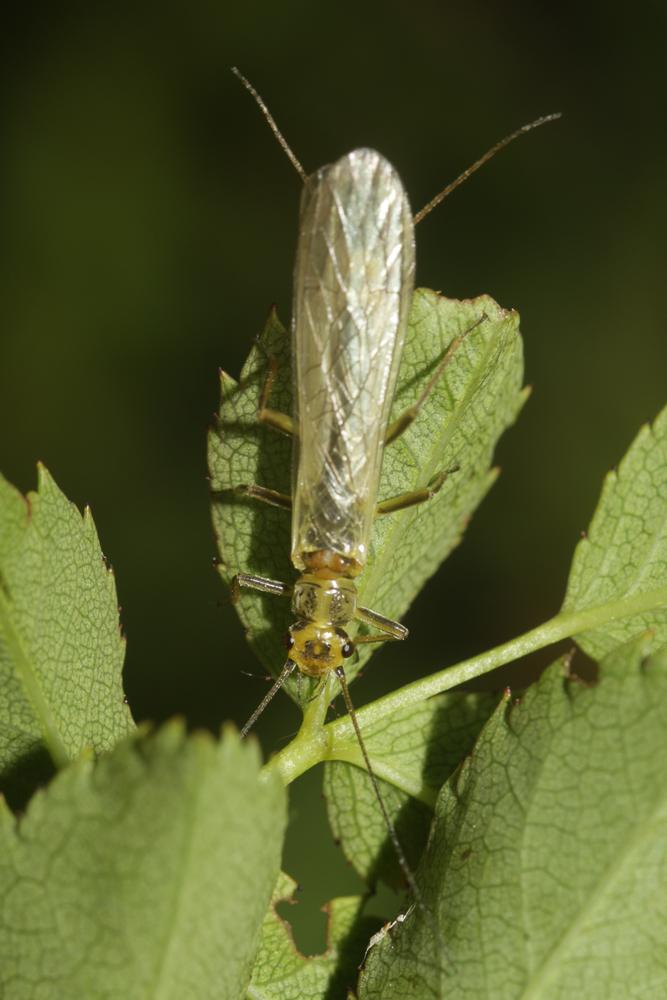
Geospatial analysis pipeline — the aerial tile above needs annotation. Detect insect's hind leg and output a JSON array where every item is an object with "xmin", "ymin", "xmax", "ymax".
[
  {"xmin": 376, "ymin": 465, "xmax": 459, "ymax": 517},
  {"xmin": 384, "ymin": 313, "xmax": 487, "ymax": 446},
  {"xmin": 212, "ymin": 353, "xmax": 294, "ymax": 507},
  {"xmin": 256, "ymin": 354, "xmax": 295, "ymax": 436}
]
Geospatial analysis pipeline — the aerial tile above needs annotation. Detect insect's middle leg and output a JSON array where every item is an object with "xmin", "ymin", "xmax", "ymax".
[
  {"xmin": 383, "ymin": 313, "xmax": 487, "ymax": 446},
  {"xmin": 228, "ymin": 483, "xmax": 292, "ymax": 510}
]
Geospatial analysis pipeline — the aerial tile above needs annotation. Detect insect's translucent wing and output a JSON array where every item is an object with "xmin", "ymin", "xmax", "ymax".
[{"xmin": 291, "ymin": 149, "xmax": 415, "ymax": 571}]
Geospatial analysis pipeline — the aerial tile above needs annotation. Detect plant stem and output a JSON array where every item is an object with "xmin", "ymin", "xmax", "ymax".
[
  {"xmin": 268, "ymin": 586, "xmax": 667, "ymax": 785},
  {"xmin": 332, "ymin": 586, "xmax": 667, "ymax": 742},
  {"xmin": 267, "ymin": 674, "xmax": 336, "ymax": 786}
]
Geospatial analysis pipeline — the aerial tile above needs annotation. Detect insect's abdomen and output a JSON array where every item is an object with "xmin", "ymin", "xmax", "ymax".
[{"xmin": 291, "ymin": 148, "xmax": 415, "ymax": 572}]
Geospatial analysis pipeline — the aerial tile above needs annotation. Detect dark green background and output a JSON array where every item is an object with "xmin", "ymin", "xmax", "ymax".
[{"xmin": 2, "ymin": 2, "xmax": 665, "ymax": 950}]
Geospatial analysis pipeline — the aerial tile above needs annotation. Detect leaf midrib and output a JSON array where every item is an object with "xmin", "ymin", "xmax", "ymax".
[
  {"xmin": 147, "ymin": 757, "xmax": 205, "ymax": 999},
  {"xmin": 572, "ymin": 421, "xmax": 667, "ymax": 609},
  {"xmin": 518, "ymin": 776, "xmax": 667, "ymax": 998},
  {"xmin": 0, "ymin": 583, "xmax": 69, "ymax": 768}
]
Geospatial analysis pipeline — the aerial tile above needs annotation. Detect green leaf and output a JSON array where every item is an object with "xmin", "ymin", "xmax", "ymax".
[
  {"xmin": 208, "ymin": 289, "xmax": 525, "ymax": 700},
  {"xmin": 209, "ymin": 310, "xmax": 294, "ymax": 692},
  {"xmin": 359, "ymin": 634, "xmax": 667, "ymax": 999},
  {"xmin": 323, "ymin": 692, "xmax": 495, "ymax": 889},
  {"xmin": 247, "ymin": 872, "xmax": 378, "ymax": 999},
  {"xmin": 0, "ymin": 466, "xmax": 133, "ymax": 787},
  {"xmin": 0, "ymin": 723, "xmax": 287, "ymax": 1000},
  {"xmin": 354, "ymin": 291, "xmax": 524, "ymax": 647},
  {"xmin": 562, "ymin": 405, "xmax": 667, "ymax": 659}
]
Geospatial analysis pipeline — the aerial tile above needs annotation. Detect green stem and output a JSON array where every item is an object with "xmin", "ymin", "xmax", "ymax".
[
  {"xmin": 269, "ymin": 586, "xmax": 667, "ymax": 785},
  {"xmin": 268, "ymin": 673, "xmax": 337, "ymax": 785}
]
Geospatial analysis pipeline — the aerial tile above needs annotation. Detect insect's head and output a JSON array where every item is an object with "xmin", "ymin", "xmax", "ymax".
[{"xmin": 285, "ymin": 622, "xmax": 354, "ymax": 677}]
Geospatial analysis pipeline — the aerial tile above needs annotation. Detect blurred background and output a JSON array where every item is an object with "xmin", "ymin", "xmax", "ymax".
[{"xmin": 2, "ymin": 0, "xmax": 665, "ymax": 951}]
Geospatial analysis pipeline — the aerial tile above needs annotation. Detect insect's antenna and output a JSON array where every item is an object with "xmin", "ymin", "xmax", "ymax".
[
  {"xmin": 231, "ymin": 66, "xmax": 307, "ymax": 183},
  {"xmin": 240, "ymin": 659, "xmax": 297, "ymax": 738},
  {"xmin": 414, "ymin": 112, "xmax": 562, "ymax": 225},
  {"xmin": 334, "ymin": 665, "xmax": 442, "ymax": 952}
]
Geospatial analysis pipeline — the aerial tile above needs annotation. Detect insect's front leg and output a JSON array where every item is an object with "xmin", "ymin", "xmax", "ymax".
[
  {"xmin": 231, "ymin": 572, "xmax": 293, "ymax": 604},
  {"xmin": 354, "ymin": 604, "xmax": 408, "ymax": 642}
]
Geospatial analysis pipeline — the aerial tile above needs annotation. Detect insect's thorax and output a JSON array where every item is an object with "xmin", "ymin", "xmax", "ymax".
[
  {"xmin": 288, "ymin": 562, "xmax": 358, "ymax": 677},
  {"xmin": 291, "ymin": 566, "xmax": 358, "ymax": 624}
]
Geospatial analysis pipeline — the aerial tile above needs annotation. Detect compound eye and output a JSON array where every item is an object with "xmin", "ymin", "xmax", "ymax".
[
  {"xmin": 341, "ymin": 640, "xmax": 355, "ymax": 659},
  {"xmin": 283, "ymin": 633, "xmax": 295, "ymax": 651}
]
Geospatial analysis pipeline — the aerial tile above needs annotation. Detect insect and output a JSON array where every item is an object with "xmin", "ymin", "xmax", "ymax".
[
  {"xmin": 220, "ymin": 68, "xmax": 559, "ymax": 911},
  {"xmin": 362, "ymin": 904, "xmax": 415, "ymax": 967}
]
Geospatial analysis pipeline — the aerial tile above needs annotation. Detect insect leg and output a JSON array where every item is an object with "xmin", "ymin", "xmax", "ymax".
[
  {"xmin": 212, "ymin": 354, "xmax": 295, "ymax": 507},
  {"xmin": 258, "ymin": 408, "xmax": 294, "ymax": 435},
  {"xmin": 376, "ymin": 465, "xmax": 459, "ymax": 516},
  {"xmin": 211, "ymin": 356, "xmax": 294, "ymax": 505},
  {"xmin": 231, "ymin": 572, "xmax": 292, "ymax": 604},
  {"xmin": 354, "ymin": 632, "xmax": 405, "ymax": 646},
  {"xmin": 355, "ymin": 605, "xmax": 408, "ymax": 640},
  {"xmin": 255, "ymin": 353, "xmax": 295, "ymax": 436},
  {"xmin": 384, "ymin": 313, "xmax": 487, "ymax": 446},
  {"xmin": 225, "ymin": 483, "xmax": 292, "ymax": 510}
]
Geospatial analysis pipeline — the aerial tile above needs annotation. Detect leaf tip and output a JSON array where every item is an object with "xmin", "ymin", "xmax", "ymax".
[
  {"xmin": 35, "ymin": 461, "xmax": 56, "ymax": 496},
  {"xmin": 219, "ymin": 367, "xmax": 238, "ymax": 400},
  {"xmin": 160, "ymin": 716, "xmax": 188, "ymax": 742}
]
